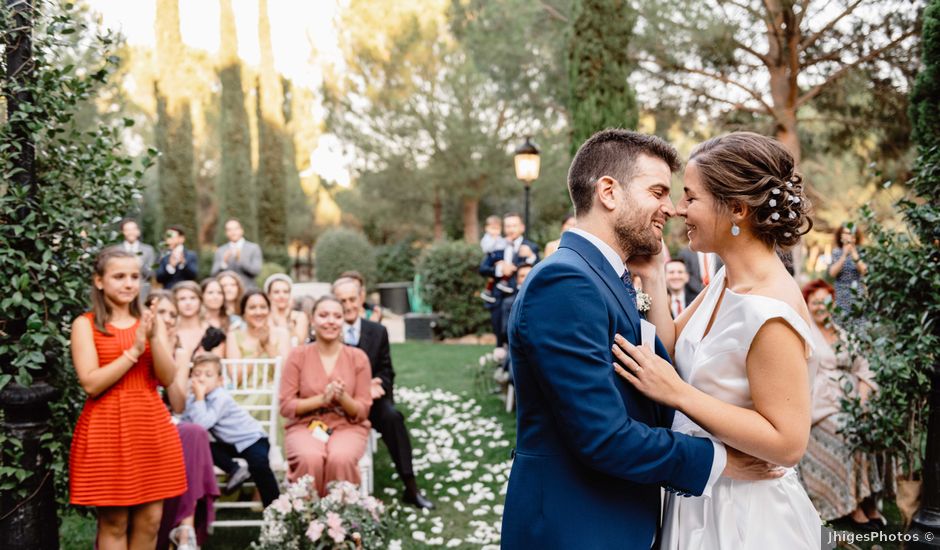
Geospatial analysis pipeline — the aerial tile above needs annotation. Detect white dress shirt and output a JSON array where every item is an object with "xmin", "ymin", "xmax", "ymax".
[{"xmin": 343, "ymin": 317, "xmax": 362, "ymax": 346}]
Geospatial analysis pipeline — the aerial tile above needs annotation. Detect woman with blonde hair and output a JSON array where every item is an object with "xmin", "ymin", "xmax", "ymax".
[{"xmin": 264, "ymin": 273, "xmax": 309, "ymax": 348}]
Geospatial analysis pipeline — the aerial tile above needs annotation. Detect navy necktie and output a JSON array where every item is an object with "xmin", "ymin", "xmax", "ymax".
[{"xmin": 620, "ymin": 269, "xmax": 638, "ymax": 309}]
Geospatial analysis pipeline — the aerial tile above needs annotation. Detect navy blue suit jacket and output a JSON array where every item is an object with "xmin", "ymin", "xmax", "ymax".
[
  {"xmin": 155, "ymin": 249, "xmax": 199, "ymax": 289},
  {"xmin": 501, "ymin": 231, "xmax": 714, "ymax": 549}
]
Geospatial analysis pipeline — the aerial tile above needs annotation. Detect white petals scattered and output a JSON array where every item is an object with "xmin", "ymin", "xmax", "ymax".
[{"xmin": 383, "ymin": 386, "xmax": 513, "ymax": 547}]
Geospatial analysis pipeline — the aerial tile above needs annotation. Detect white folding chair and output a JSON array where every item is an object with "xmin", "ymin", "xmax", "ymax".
[
  {"xmin": 210, "ymin": 357, "xmax": 283, "ymax": 529},
  {"xmin": 358, "ymin": 430, "xmax": 378, "ymax": 497}
]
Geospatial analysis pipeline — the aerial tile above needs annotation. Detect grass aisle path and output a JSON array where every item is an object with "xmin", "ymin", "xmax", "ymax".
[{"xmin": 377, "ymin": 343, "xmax": 514, "ymax": 548}]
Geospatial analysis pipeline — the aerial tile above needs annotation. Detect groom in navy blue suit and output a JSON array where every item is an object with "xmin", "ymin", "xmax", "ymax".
[{"xmin": 502, "ymin": 130, "xmax": 735, "ymax": 549}]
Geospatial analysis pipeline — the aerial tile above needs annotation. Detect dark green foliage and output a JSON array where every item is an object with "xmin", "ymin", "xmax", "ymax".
[
  {"xmin": 416, "ymin": 241, "xmax": 491, "ymax": 338},
  {"xmin": 313, "ymin": 228, "xmax": 377, "ymax": 286},
  {"xmin": 154, "ymin": 88, "xmax": 198, "ymax": 243},
  {"xmin": 841, "ymin": 156, "xmax": 940, "ymax": 476},
  {"xmin": 842, "ymin": 8, "xmax": 940, "ymax": 476},
  {"xmin": 375, "ymin": 241, "xmax": 420, "ymax": 283},
  {"xmin": 218, "ymin": 0, "xmax": 255, "ymax": 241},
  {"xmin": 568, "ymin": 0, "xmax": 638, "ymax": 151},
  {"xmin": 256, "ymin": 107, "xmax": 287, "ymax": 256},
  {"xmin": 256, "ymin": 0, "xmax": 288, "ymax": 257},
  {"xmin": 0, "ymin": 0, "xmax": 155, "ymax": 503},
  {"xmin": 154, "ymin": 0, "xmax": 198, "ymax": 246},
  {"xmin": 910, "ymin": 0, "xmax": 940, "ymax": 152},
  {"xmin": 843, "ymin": 0, "xmax": 940, "ymax": 478}
]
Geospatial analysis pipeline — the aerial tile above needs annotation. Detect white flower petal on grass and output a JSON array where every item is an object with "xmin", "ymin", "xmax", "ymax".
[
  {"xmin": 412, "ymin": 531, "xmax": 427, "ymax": 541},
  {"xmin": 446, "ymin": 539, "xmax": 462, "ymax": 547},
  {"xmin": 389, "ymin": 540, "xmax": 403, "ymax": 550}
]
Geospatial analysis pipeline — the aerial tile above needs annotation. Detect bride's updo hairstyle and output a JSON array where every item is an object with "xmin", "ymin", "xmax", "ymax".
[{"xmin": 689, "ymin": 132, "xmax": 812, "ymax": 248}]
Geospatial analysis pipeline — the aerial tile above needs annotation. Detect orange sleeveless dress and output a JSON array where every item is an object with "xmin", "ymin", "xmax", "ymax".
[{"xmin": 69, "ymin": 313, "xmax": 187, "ymax": 506}]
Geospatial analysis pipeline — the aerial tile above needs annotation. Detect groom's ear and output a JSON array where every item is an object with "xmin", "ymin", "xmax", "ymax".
[{"xmin": 595, "ymin": 176, "xmax": 620, "ymax": 212}]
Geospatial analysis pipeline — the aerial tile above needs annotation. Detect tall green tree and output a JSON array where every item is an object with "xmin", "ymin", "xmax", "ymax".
[
  {"xmin": 154, "ymin": 0, "xmax": 197, "ymax": 244},
  {"xmin": 910, "ymin": 0, "xmax": 940, "ymax": 152},
  {"xmin": 255, "ymin": 0, "xmax": 287, "ymax": 255},
  {"xmin": 568, "ymin": 0, "xmax": 638, "ymax": 150},
  {"xmin": 330, "ymin": 0, "xmax": 571, "ymax": 243},
  {"xmin": 218, "ymin": 0, "xmax": 255, "ymax": 241},
  {"xmin": 635, "ymin": 0, "xmax": 921, "ymax": 165}
]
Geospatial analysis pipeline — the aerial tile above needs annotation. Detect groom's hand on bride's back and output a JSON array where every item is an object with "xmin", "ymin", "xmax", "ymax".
[{"xmin": 722, "ymin": 446, "xmax": 787, "ymax": 481}]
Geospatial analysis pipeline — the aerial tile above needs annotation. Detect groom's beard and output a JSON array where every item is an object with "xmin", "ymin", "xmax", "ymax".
[{"xmin": 614, "ymin": 203, "xmax": 661, "ymax": 258}]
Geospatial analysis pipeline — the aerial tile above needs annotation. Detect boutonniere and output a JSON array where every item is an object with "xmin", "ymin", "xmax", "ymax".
[{"xmin": 636, "ymin": 291, "xmax": 652, "ymax": 314}]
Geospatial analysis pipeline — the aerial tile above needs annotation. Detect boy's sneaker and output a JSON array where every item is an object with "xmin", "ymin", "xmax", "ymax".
[
  {"xmin": 225, "ymin": 463, "xmax": 251, "ymax": 494},
  {"xmin": 480, "ymin": 290, "xmax": 496, "ymax": 304},
  {"xmin": 495, "ymin": 282, "xmax": 515, "ymax": 294}
]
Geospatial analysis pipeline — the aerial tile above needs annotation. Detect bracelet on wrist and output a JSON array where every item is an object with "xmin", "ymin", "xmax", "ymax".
[{"xmin": 123, "ymin": 349, "xmax": 139, "ymax": 363}]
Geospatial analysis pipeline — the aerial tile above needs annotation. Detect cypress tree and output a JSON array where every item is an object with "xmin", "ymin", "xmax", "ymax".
[
  {"xmin": 218, "ymin": 0, "xmax": 256, "ymax": 241},
  {"xmin": 155, "ymin": 0, "xmax": 198, "ymax": 246},
  {"xmin": 256, "ymin": 0, "xmax": 287, "ymax": 256},
  {"xmin": 568, "ymin": 0, "xmax": 639, "ymax": 152},
  {"xmin": 910, "ymin": 0, "xmax": 940, "ymax": 153}
]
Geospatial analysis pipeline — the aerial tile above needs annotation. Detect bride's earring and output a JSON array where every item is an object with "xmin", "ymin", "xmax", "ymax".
[{"xmin": 731, "ymin": 221, "xmax": 740, "ymax": 237}]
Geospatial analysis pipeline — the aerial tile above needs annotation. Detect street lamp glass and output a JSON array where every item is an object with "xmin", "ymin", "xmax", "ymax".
[{"xmin": 514, "ymin": 153, "xmax": 540, "ymax": 183}]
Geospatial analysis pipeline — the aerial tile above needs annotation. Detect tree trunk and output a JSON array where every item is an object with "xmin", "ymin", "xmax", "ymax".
[{"xmin": 462, "ymin": 196, "xmax": 479, "ymax": 244}]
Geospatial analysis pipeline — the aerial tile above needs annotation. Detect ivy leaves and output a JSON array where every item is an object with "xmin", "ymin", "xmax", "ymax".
[{"xmin": 0, "ymin": 0, "xmax": 154, "ymax": 504}]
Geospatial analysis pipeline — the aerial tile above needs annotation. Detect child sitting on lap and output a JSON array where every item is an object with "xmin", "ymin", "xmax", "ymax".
[{"xmin": 181, "ymin": 353, "xmax": 280, "ymax": 506}]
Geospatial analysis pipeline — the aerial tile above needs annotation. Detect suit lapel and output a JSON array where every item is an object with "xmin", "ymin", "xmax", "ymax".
[{"xmin": 559, "ymin": 232, "xmax": 641, "ymax": 333}]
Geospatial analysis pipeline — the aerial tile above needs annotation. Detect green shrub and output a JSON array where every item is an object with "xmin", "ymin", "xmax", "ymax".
[
  {"xmin": 417, "ymin": 240, "xmax": 490, "ymax": 338},
  {"xmin": 314, "ymin": 228, "xmax": 376, "ymax": 287},
  {"xmin": 375, "ymin": 240, "xmax": 420, "ymax": 283},
  {"xmin": 842, "ymin": 151, "xmax": 940, "ymax": 480}
]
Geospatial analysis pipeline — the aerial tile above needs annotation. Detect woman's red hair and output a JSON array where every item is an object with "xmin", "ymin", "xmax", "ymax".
[{"xmin": 801, "ymin": 279, "xmax": 835, "ymax": 305}]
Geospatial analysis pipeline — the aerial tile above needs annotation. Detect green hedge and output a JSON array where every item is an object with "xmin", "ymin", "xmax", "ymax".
[
  {"xmin": 417, "ymin": 240, "xmax": 490, "ymax": 338},
  {"xmin": 375, "ymin": 240, "xmax": 419, "ymax": 283},
  {"xmin": 314, "ymin": 228, "xmax": 377, "ymax": 287}
]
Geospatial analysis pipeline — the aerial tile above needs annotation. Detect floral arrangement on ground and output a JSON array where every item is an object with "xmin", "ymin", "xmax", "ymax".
[{"xmin": 253, "ymin": 477, "xmax": 388, "ymax": 549}]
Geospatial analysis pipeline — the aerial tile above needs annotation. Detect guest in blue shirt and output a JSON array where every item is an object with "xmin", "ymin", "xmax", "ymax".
[{"xmin": 181, "ymin": 353, "xmax": 280, "ymax": 506}]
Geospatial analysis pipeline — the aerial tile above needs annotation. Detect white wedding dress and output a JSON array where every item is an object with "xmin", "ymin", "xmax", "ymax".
[{"xmin": 661, "ymin": 267, "xmax": 822, "ymax": 549}]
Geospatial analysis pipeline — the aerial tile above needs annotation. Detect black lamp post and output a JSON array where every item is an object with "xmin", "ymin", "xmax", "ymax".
[
  {"xmin": 513, "ymin": 137, "xmax": 540, "ymax": 239},
  {"xmin": 910, "ymin": 360, "xmax": 940, "ymax": 548}
]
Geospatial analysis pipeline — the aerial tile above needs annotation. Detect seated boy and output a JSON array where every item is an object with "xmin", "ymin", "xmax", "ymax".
[{"xmin": 181, "ymin": 353, "xmax": 280, "ymax": 506}]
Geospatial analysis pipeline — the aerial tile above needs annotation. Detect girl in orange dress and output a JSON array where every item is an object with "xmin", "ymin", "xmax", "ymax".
[
  {"xmin": 279, "ymin": 295, "xmax": 373, "ymax": 495},
  {"xmin": 69, "ymin": 248, "xmax": 186, "ymax": 549}
]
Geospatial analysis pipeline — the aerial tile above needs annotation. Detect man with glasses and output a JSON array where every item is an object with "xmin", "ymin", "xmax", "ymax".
[{"xmin": 155, "ymin": 225, "xmax": 199, "ymax": 289}]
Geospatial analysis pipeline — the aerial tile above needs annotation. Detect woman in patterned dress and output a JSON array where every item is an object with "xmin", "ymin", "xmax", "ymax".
[{"xmin": 799, "ymin": 279, "xmax": 885, "ymax": 527}]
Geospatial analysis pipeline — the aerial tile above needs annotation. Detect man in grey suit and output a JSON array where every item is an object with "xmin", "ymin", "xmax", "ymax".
[
  {"xmin": 115, "ymin": 218, "xmax": 156, "ymax": 299},
  {"xmin": 211, "ymin": 218, "xmax": 263, "ymax": 288}
]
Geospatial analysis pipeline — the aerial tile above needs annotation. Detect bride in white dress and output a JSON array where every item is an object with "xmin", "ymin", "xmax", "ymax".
[{"xmin": 613, "ymin": 132, "xmax": 821, "ymax": 549}]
